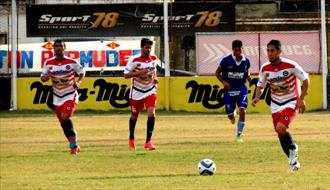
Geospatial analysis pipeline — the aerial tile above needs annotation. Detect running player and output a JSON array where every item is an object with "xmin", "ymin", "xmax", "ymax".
[
  {"xmin": 252, "ymin": 39, "xmax": 309, "ymax": 172},
  {"xmin": 124, "ymin": 38, "xmax": 159, "ymax": 151},
  {"xmin": 41, "ymin": 39, "xmax": 85, "ymax": 155},
  {"xmin": 215, "ymin": 40, "xmax": 251, "ymax": 143}
]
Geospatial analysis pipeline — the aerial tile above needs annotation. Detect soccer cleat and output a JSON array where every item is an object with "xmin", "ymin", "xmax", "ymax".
[
  {"xmin": 144, "ymin": 141, "xmax": 156, "ymax": 151},
  {"xmin": 288, "ymin": 144, "xmax": 299, "ymax": 165},
  {"xmin": 129, "ymin": 139, "xmax": 136, "ymax": 151},
  {"xmin": 289, "ymin": 160, "xmax": 301, "ymax": 173},
  {"xmin": 70, "ymin": 145, "xmax": 80, "ymax": 155},
  {"xmin": 288, "ymin": 144, "xmax": 300, "ymax": 172},
  {"xmin": 236, "ymin": 136, "xmax": 243, "ymax": 144}
]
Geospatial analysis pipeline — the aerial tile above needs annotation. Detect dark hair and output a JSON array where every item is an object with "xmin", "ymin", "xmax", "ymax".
[
  {"xmin": 141, "ymin": 38, "xmax": 153, "ymax": 47},
  {"xmin": 54, "ymin": 39, "xmax": 66, "ymax": 48},
  {"xmin": 267, "ymin": 40, "xmax": 281, "ymax": 50},
  {"xmin": 232, "ymin": 40, "xmax": 242, "ymax": 49}
]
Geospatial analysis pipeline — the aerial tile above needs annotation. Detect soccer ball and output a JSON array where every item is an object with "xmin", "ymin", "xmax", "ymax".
[{"xmin": 197, "ymin": 159, "xmax": 216, "ymax": 175}]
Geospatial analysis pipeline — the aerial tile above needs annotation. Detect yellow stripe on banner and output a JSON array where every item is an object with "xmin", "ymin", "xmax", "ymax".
[
  {"xmin": 164, "ymin": 76, "xmax": 170, "ymax": 111},
  {"xmin": 17, "ymin": 75, "xmax": 323, "ymax": 113}
]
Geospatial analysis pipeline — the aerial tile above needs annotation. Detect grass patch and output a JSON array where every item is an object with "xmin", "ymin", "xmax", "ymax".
[{"xmin": 1, "ymin": 112, "xmax": 329, "ymax": 189}]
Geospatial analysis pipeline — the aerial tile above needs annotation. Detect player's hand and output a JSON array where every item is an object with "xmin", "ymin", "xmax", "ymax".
[
  {"xmin": 41, "ymin": 75, "xmax": 50, "ymax": 82},
  {"xmin": 223, "ymin": 82, "xmax": 231, "ymax": 90},
  {"xmin": 247, "ymin": 76, "xmax": 252, "ymax": 83},
  {"xmin": 73, "ymin": 80, "xmax": 81, "ymax": 89},
  {"xmin": 297, "ymin": 99, "xmax": 306, "ymax": 113},
  {"xmin": 252, "ymin": 97, "xmax": 259, "ymax": 107},
  {"xmin": 138, "ymin": 69, "xmax": 149, "ymax": 76},
  {"xmin": 153, "ymin": 78, "xmax": 159, "ymax": 84}
]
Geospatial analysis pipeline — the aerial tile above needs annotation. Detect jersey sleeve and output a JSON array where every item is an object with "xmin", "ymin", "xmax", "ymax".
[
  {"xmin": 40, "ymin": 62, "xmax": 49, "ymax": 77},
  {"xmin": 218, "ymin": 57, "xmax": 226, "ymax": 68},
  {"xmin": 124, "ymin": 56, "xmax": 135, "ymax": 74},
  {"xmin": 292, "ymin": 63, "xmax": 308, "ymax": 81},
  {"xmin": 154, "ymin": 57, "xmax": 160, "ymax": 70},
  {"xmin": 257, "ymin": 65, "xmax": 267, "ymax": 88},
  {"xmin": 72, "ymin": 61, "xmax": 86, "ymax": 75}
]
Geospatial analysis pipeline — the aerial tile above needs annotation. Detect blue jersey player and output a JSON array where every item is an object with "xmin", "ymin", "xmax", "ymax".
[{"xmin": 215, "ymin": 40, "xmax": 251, "ymax": 143}]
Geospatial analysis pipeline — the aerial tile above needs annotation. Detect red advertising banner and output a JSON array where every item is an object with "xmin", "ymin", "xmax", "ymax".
[{"xmin": 196, "ymin": 31, "xmax": 320, "ymax": 75}]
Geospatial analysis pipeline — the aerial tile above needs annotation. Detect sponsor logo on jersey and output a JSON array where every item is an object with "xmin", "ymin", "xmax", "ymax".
[
  {"xmin": 269, "ymin": 76, "xmax": 285, "ymax": 82},
  {"xmin": 283, "ymin": 71, "xmax": 289, "ymax": 76},
  {"xmin": 228, "ymin": 72, "xmax": 244, "ymax": 79},
  {"xmin": 228, "ymin": 90, "xmax": 240, "ymax": 96},
  {"xmin": 51, "ymin": 69, "xmax": 72, "ymax": 75}
]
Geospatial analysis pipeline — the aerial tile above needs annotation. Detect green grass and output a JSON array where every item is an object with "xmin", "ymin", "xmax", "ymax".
[{"xmin": 0, "ymin": 112, "xmax": 329, "ymax": 190}]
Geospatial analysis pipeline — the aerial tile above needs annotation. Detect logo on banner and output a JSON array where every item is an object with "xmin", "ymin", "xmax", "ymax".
[
  {"xmin": 185, "ymin": 78, "xmax": 271, "ymax": 109},
  {"xmin": 142, "ymin": 11, "xmax": 223, "ymax": 28},
  {"xmin": 31, "ymin": 79, "xmax": 130, "ymax": 109},
  {"xmin": 42, "ymin": 42, "xmax": 54, "ymax": 50},
  {"xmin": 38, "ymin": 12, "xmax": 121, "ymax": 29},
  {"xmin": 107, "ymin": 42, "xmax": 120, "ymax": 49},
  {"xmin": 202, "ymin": 44, "xmax": 230, "ymax": 64},
  {"xmin": 38, "ymin": 14, "xmax": 92, "ymax": 29}
]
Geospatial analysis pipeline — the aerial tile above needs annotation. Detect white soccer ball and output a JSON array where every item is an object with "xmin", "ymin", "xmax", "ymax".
[{"xmin": 198, "ymin": 159, "xmax": 216, "ymax": 175}]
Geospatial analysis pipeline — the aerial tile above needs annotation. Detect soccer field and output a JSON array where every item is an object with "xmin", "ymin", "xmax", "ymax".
[{"xmin": 0, "ymin": 111, "xmax": 329, "ymax": 190}]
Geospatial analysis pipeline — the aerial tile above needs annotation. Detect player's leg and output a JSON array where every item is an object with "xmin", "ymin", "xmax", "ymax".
[
  {"xmin": 224, "ymin": 91, "xmax": 236, "ymax": 124},
  {"xmin": 271, "ymin": 112, "xmax": 289, "ymax": 155},
  {"xmin": 273, "ymin": 108, "xmax": 299, "ymax": 172},
  {"xmin": 235, "ymin": 108, "xmax": 246, "ymax": 143},
  {"xmin": 144, "ymin": 94, "xmax": 157, "ymax": 150},
  {"xmin": 128, "ymin": 99, "xmax": 144, "ymax": 151},
  {"xmin": 236, "ymin": 88, "xmax": 248, "ymax": 142},
  {"xmin": 56, "ymin": 100, "xmax": 79, "ymax": 155}
]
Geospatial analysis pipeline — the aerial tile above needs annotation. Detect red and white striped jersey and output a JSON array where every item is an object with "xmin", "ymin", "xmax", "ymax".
[
  {"xmin": 124, "ymin": 54, "xmax": 159, "ymax": 100},
  {"xmin": 257, "ymin": 57, "xmax": 308, "ymax": 113},
  {"xmin": 41, "ymin": 56, "xmax": 85, "ymax": 106}
]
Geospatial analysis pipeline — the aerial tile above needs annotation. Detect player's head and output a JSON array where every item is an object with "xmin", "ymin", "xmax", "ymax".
[
  {"xmin": 267, "ymin": 40, "xmax": 282, "ymax": 63},
  {"xmin": 141, "ymin": 38, "xmax": 153, "ymax": 57},
  {"xmin": 53, "ymin": 39, "xmax": 66, "ymax": 58},
  {"xmin": 232, "ymin": 40, "xmax": 243, "ymax": 59}
]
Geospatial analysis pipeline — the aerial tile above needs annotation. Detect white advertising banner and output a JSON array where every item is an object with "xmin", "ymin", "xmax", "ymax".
[
  {"xmin": 196, "ymin": 32, "xmax": 320, "ymax": 75},
  {"xmin": 0, "ymin": 40, "xmax": 153, "ymax": 73}
]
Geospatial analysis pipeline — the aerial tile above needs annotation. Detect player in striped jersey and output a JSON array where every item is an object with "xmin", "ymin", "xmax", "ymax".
[
  {"xmin": 41, "ymin": 39, "xmax": 85, "ymax": 155},
  {"xmin": 124, "ymin": 38, "xmax": 159, "ymax": 151},
  {"xmin": 252, "ymin": 40, "xmax": 309, "ymax": 172}
]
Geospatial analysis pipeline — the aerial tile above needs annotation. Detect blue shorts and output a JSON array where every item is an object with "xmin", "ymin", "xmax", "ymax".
[{"xmin": 224, "ymin": 85, "xmax": 248, "ymax": 115}]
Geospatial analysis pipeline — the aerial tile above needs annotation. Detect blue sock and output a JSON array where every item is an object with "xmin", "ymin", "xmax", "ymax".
[
  {"xmin": 237, "ymin": 121, "xmax": 245, "ymax": 137},
  {"xmin": 68, "ymin": 135, "xmax": 77, "ymax": 148}
]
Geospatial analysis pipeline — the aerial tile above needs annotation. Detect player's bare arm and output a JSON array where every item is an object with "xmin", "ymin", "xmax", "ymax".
[
  {"xmin": 215, "ymin": 67, "xmax": 230, "ymax": 90},
  {"xmin": 73, "ymin": 73, "xmax": 85, "ymax": 89},
  {"xmin": 252, "ymin": 86, "xmax": 264, "ymax": 107},
  {"xmin": 41, "ymin": 70, "xmax": 50, "ymax": 82},
  {"xmin": 247, "ymin": 70, "xmax": 251, "ymax": 82},
  {"xmin": 297, "ymin": 78, "xmax": 309, "ymax": 113},
  {"xmin": 153, "ymin": 69, "xmax": 159, "ymax": 84},
  {"xmin": 41, "ymin": 75, "xmax": 49, "ymax": 82}
]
